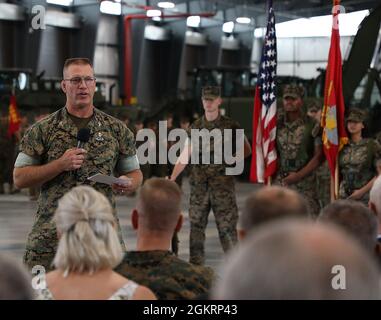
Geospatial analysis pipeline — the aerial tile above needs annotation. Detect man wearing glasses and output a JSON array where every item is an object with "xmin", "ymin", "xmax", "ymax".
[{"xmin": 13, "ymin": 58, "xmax": 142, "ymax": 271}]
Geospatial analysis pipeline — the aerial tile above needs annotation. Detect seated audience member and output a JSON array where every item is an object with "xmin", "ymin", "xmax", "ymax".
[
  {"xmin": 369, "ymin": 175, "xmax": 381, "ymax": 244},
  {"xmin": 238, "ymin": 186, "xmax": 309, "ymax": 240},
  {"xmin": 318, "ymin": 200, "xmax": 378, "ymax": 253},
  {"xmin": 115, "ymin": 178, "xmax": 214, "ymax": 300},
  {"xmin": 0, "ymin": 254, "xmax": 34, "ymax": 300},
  {"xmin": 212, "ymin": 220, "xmax": 380, "ymax": 299},
  {"xmin": 36, "ymin": 186, "xmax": 156, "ymax": 300}
]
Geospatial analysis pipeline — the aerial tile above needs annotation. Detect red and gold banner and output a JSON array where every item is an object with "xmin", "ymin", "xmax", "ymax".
[{"xmin": 7, "ymin": 95, "xmax": 21, "ymax": 138}]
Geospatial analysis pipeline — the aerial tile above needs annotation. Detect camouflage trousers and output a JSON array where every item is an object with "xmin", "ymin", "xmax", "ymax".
[
  {"xmin": 315, "ymin": 161, "xmax": 331, "ymax": 210},
  {"xmin": 274, "ymin": 173, "xmax": 321, "ymax": 218},
  {"xmin": 189, "ymin": 175, "xmax": 238, "ymax": 265}
]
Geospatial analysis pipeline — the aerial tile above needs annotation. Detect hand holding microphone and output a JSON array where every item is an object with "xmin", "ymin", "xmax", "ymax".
[{"xmin": 60, "ymin": 128, "xmax": 90, "ymax": 172}]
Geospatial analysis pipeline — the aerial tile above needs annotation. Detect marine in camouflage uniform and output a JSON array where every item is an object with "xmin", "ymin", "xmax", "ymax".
[
  {"xmin": 274, "ymin": 85, "xmax": 323, "ymax": 217},
  {"xmin": 307, "ymin": 103, "xmax": 331, "ymax": 209},
  {"xmin": 115, "ymin": 250, "xmax": 214, "ymax": 300},
  {"xmin": 339, "ymin": 108, "xmax": 381, "ymax": 205},
  {"xmin": 15, "ymin": 107, "xmax": 139, "ymax": 271},
  {"xmin": 183, "ymin": 86, "xmax": 250, "ymax": 265}
]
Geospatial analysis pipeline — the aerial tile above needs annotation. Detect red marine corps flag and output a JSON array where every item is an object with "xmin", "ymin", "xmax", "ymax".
[
  {"xmin": 321, "ymin": 0, "xmax": 348, "ymax": 197},
  {"xmin": 250, "ymin": 0, "xmax": 277, "ymax": 183},
  {"xmin": 7, "ymin": 95, "xmax": 21, "ymax": 138}
]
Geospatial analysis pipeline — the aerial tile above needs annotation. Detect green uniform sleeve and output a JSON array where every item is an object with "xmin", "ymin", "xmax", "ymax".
[
  {"xmin": 18, "ymin": 124, "xmax": 45, "ymax": 160},
  {"xmin": 116, "ymin": 125, "xmax": 139, "ymax": 174}
]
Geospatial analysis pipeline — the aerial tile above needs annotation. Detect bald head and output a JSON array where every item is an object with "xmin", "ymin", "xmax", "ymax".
[
  {"xmin": 214, "ymin": 220, "xmax": 380, "ymax": 299},
  {"xmin": 137, "ymin": 178, "xmax": 182, "ymax": 233},
  {"xmin": 239, "ymin": 186, "xmax": 309, "ymax": 235}
]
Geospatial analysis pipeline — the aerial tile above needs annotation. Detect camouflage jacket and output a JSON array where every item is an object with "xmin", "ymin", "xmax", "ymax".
[
  {"xmin": 276, "ymin": 114, "xmax": 321, "ymax": 175},
  {"xmin": 339, "ymin": 138, "xmax": 381, "ymax": 199},
  {"xmin": 115, "ymin": 250, "xmax": 215, "ymax": 300},
  {"xmin": 18, "ymin": 107, "xmax": 137, "ymax": 255},
  {"xmin": 188, "ymin": 114, "xmax": 242, "ymax": 178}
]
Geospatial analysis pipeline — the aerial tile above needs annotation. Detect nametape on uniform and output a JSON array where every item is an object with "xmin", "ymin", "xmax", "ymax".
[{"xmin": 87, "ymin": 173, "xmax": 132, "ymax": 186}]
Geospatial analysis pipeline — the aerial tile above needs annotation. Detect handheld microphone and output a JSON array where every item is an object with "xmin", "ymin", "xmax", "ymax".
[{"xmin": 77, "ymin": 128, "xmax": 90, "ymax": 149}]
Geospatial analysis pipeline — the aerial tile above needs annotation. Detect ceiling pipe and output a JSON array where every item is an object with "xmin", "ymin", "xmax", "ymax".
[{"xmin": 124, "ymin": 11, "xmax": 215, "ymax": 105}]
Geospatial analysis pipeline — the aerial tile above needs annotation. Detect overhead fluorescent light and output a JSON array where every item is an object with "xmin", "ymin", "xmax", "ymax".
[
  {"xmin": 47, "ymin": 0, "xmax": 73, "ymax": 6},
  {"xmin": 158, "ymin": 2, "xmax": 175, "ymax": 9},
  {"xmin": 144, "ymin": 25, "xmax": 170, "ymax": 41},
  {"xmin": 187, "ymin": 16, "xmax": 201, "ymax": 28},
  {"xmin": 236, "ymin": 17, "xmax": 251, "ymax": 24},
  {"xmin": 100, "ymin": 1, "xmax": 121, "ymax": 15},
  {"xmin": 222, "ymin": 21, "xmax": 235, "ymax": 33},
  {"xmin": 147, "ymin": 9, "xmax": 162, "ymax": 17},
  {"xmin": 254, "ymin": 9, "xmax": 369, "ymax": 38}
]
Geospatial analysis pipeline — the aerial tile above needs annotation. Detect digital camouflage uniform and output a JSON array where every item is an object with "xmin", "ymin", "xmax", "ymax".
[
  {"xmin": 115, "ymin": 250, "xmax": 214, "ymax": 300},
  {"xmin": 339, "ymin": 109, "xmax": 381, "ymax": 205},
  {"xmin": 315, "ymin": 160, "xmax": 331, "ymax": 210},
  {"xmin": 17, "ymin": 107, "xmax": 137, "ymax": 271},
  {"xmin": 188, "ymin": 113, "xmax": 241, "ymax": 265},
  {"xmin": 274, "ymin": 85, "xmax": 322, "ymax": 217}
]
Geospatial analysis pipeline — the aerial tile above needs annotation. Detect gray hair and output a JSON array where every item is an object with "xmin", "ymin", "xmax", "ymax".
[
  {"xmin": 0, "ymin": 254, "xmax": 34, "ymax": 300},
  {"xmin": 318, "ymin": 200, "xmax": 378, "ymax": 252},
  {"xmin": 370, "ymin": 175, "xmax": 381, "ymax": 216},
  {"xmin": 53, "ymin": 186, "xmax": 123, "ymax": 275},
  {"xmin": 213, "ymin": 219, "xmax": 380, "ymax": 299}
]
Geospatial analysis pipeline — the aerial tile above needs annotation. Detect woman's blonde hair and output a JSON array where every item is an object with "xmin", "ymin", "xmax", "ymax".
[{"xmin": 53, "ymin": 185, "xmax": 123, "ymax": 275}]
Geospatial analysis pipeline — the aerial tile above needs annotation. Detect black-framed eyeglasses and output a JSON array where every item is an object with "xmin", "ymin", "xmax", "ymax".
[{"xmin": 64, "ymin": 76, "xmax": 96, "ymax": 86}]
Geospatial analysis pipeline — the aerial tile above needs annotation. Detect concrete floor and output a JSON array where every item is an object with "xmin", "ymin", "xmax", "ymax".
[{"xmin": 0, "ymin": 179, "xmax": 258, "ymax": 273}]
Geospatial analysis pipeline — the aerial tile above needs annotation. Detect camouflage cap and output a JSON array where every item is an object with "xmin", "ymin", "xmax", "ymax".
[
  {"xmin": 202, "ymin": 86, "xmax": 221, "ymax": 100},
  {"xmin": 283, "ymin": 84, "xmax": 305, "ymax": 99},
  {"xmin": 346, "ymin": 108, "xmax": 366, "ymax": 122}
]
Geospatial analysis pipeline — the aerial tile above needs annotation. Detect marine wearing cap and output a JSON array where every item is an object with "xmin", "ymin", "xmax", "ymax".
[
  {"xmin": 283, "ymin": 84, "xmax": 305, "ymax": 99},
  {"xmin": 202, "ymin": 86, "xmax": 221, "ymax": 100},
  {"xmin": 346, "ymin": 108, "xmax": 367, "ymax": 123}
]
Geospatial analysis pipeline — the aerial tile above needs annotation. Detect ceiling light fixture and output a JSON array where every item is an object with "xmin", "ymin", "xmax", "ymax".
[
  {"xmin": 236, "ymin": 17, "xmax": 251, "ymax": 24},
  {"xmin": 147, "ymin": 9, "xmax": 162, "ymax": 17},
  {"xmin": 157, "ymin": 2, "xmax": 175, "ymax": 9},
  {"xmin": 222, "ymin": 21, "xmax": 235, "ymax": 33},
  {"xmin": 187, "ymin": 15, "xmax": 201, "ymax": 28},
  {"xmin": 100, "ymin": 1, "xmax": 122, "ymax": 15},
  {"xmin": 46, "ymin": 0, "xmax": 73, "ymax": 6}
]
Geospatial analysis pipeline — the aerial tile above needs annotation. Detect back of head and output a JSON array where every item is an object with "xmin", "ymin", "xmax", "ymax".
[
  {"xmin": 370, "ymin": 175, "xmax": 381, "ymax": 216},
  {"xmin": 0, "ymin": 254, "xmax": 34, "ymax": 300},
  {"xmin": 54, "ymin": 185, "xmax": 123, "ymax": 274},
  {"xmin": 239, "ymin": 186, "xmax": 309, "ymax": 232},
  {"xmin": 318, "ymin": 200, "xmax": 377, "ymax": 252},
  {"xmin": 138, "ymin": 178, "xmax": 182, "ymax": 233},
  {"xmin": 213, "ymin": 220, "xmax": 380, "ymax": 299}
]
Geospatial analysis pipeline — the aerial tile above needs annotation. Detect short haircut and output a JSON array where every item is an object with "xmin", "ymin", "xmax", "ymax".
[
  {"xmin": 318, "ymin": 200, "xmax": 377, "ymax": 251},
  {"xmin": 370, "ymin": 175, "xmax": 381, "ymax": 216},
  {"xmin": 63, "ymin": 57, "xmax": 93, "ymax": 77},
  {"xmin": 138, "ymin": 178, "xmax": 182, "ymax": 232},
  {"xmin": 213, "ymin": 220, "xmax": 380, "ymax": 299},
  {"xmin": 53, "ymin": 186, "xmax": 123, "ymax": 275},
  {"xmin": 239, "ymin": 186, "xmax": 309, "ymax": 231},
  {"xmin": 0, "ymin": 254, "xmax": 34, "ymax": 300}
]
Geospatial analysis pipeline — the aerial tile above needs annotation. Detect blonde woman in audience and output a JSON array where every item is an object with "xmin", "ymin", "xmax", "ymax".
[{"xmin": 36, "ymin": 185, "xmax": 156, "ymax": 300}]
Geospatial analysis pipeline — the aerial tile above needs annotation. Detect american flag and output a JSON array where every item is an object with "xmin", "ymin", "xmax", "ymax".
[{"xmin": 249, "ymin": 0, "xmax": 277, "ymax": 183}]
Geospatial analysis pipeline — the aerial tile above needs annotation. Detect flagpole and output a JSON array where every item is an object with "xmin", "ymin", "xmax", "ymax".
[{"xmin": 334, "ymin": 159, "xmax": 339, "ymax": 200}]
